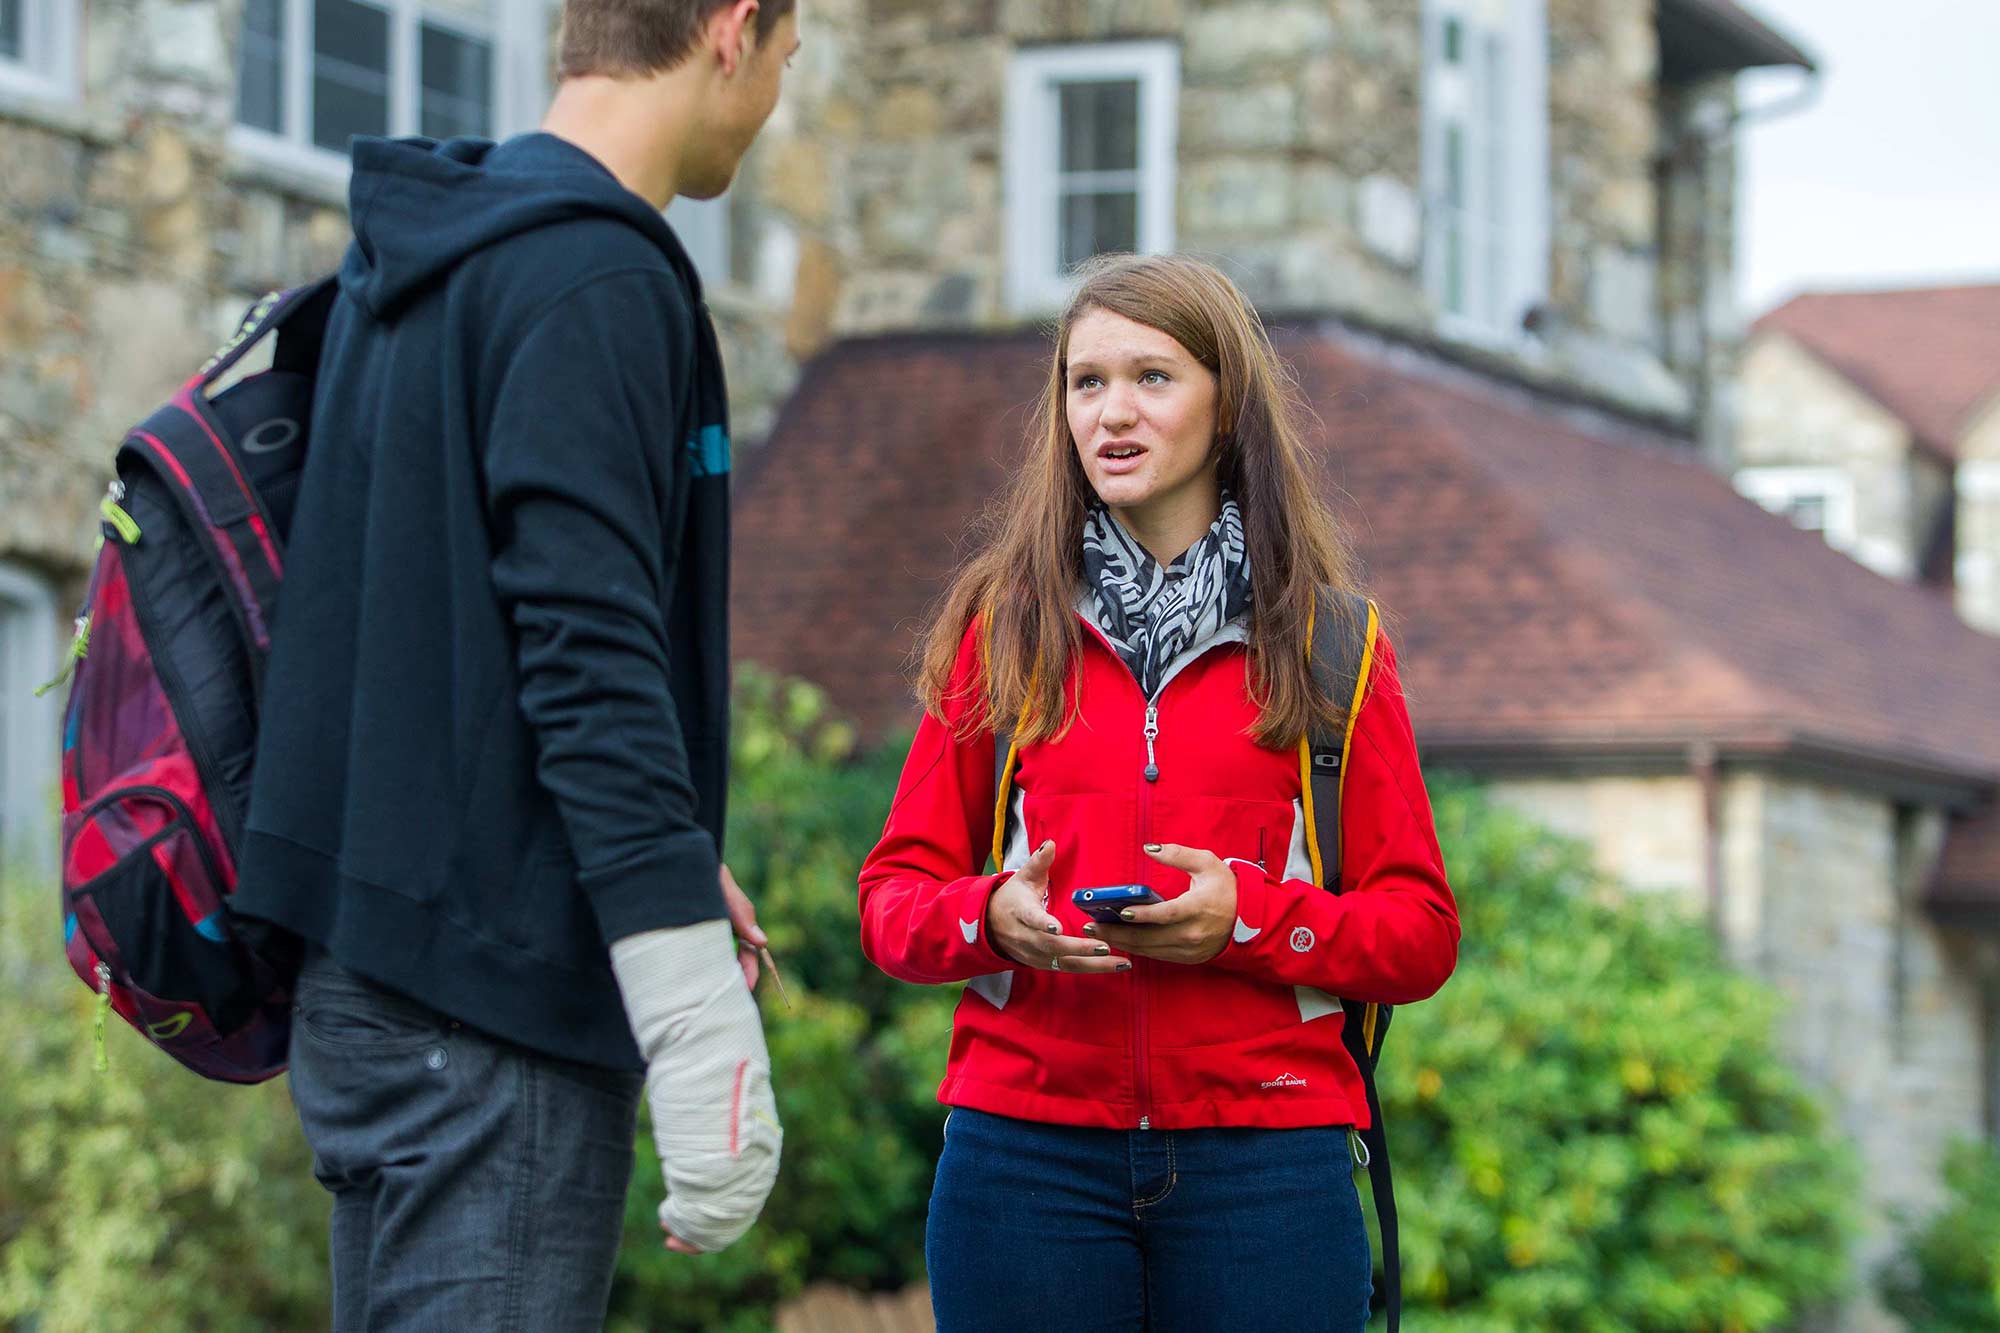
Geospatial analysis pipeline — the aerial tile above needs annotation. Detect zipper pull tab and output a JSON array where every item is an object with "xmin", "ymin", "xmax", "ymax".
[
  {"xmin": 1143, "ymin": 705, "xmax": 1160, "ymax": 782},
  {"xmin": 92, "ymin": 962, "xmax": 112, "ymax": 1073},
  {"xmin": 34, "ymin": 614, "xmax": 90, "ymax": 697}
]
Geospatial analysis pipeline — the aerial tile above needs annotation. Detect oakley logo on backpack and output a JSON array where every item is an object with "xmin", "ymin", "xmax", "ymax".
[{"xmin": 241, "ymin": 417, "xmax": 302, "ymax": 454}]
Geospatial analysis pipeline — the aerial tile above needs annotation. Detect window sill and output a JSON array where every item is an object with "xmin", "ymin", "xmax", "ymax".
[
  {"xmin": 223, "ymin": 129, "xmax": 353, "ymax": 211},
  {"xmin": 0, "ymin": 78, "xmax": 116, "ymax": 144}
]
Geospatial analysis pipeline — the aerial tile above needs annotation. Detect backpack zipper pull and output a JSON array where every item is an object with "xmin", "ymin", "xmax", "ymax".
[
  {"xmin": 92, "ymin": 962, "xmax": 112, "ymax": 1073},
  {"xmin": 34, "ymin": 614, "xmax": 90, "ymax": 697},
  {"xmin": 1143, "ymin": 705, "xmax": 1160, "ymax": 782}
]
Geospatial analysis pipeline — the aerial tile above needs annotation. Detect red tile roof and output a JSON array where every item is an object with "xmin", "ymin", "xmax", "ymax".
[
  {"xmin": 733, "ymin": 322, "xmax": 2000, "ymax": 790},
  {"xmin": 1754, "ymin": 285, "xmax": 2000, "ymax": 459}
]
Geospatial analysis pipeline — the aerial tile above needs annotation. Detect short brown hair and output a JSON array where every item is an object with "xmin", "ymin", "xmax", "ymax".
[{"xmin": 558, "ymin": 0, "xmax": 794, "ymax": 81}]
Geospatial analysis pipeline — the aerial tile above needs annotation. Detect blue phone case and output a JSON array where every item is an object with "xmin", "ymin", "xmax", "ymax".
[{"xmin": 1071, "ymin": 884, "xmax": 1163, "ymax": 923}]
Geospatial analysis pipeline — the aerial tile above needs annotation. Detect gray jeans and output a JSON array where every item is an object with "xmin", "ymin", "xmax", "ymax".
[{"xmin": 287, "ymin": 949, "xmax": 644, "ymax": 1332}]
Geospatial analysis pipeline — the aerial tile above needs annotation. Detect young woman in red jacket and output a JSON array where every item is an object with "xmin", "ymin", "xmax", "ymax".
[{"xmin": 858, "ymin": 254, "xmax": 1459, "ymax": 1332}]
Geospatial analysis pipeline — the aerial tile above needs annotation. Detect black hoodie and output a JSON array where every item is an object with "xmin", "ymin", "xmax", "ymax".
[{"xmin": 235, "ymin": 133, "xmax": 732, "ymax": 1070}]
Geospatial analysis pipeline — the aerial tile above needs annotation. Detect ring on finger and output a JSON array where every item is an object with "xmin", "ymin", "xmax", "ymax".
[{"xmin": 1050, "ymin": 955, "xmax": 1062, "ymax": 972}]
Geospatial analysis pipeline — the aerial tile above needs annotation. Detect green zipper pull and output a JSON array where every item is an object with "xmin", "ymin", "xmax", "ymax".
[
  {"xmin": 100, "ymin": 497, "xmax": 141, "ymax": 545},
  {"xmin": 34, "ymin": 615, "xmax": 90, "ymax": 697},
  {"xmin": 92, "ymin": 962, "xmax": 111, "ymax": 1073}
]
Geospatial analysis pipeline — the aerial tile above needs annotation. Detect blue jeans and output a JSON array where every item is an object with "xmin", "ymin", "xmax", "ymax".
[
  {"xmin": 287, "ymin": 949, "xmax": 644, "ymax": 1332},
  {"xmin": 926, "ymin": 1108, "xmax": 1373, "ymax": 1332}
]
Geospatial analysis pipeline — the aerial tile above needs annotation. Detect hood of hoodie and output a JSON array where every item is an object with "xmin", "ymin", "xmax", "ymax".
[{"xmin": 339, "ymin": 133, "xmax": 700, "ymax": 320}]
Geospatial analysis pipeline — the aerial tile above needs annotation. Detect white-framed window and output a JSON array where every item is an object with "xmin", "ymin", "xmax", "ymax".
[
  {"xmin": 231, "ymin": 0, "xmax": 549, "ymax": 177},
  {"xmin": 1003, "ymin": 41, "xmax": 1180, "ymax": 314},
  {"xmin": 1421, "ymin": 0, "xmax": 1549, "ymax": 340},
  {"xmin": 0, "ymin": 562, "xmax": 60, "ymax": 878},
  {"xmin": 0, "ymin": 0, "xmax": 78, "ymax": 101},
  {"xmin": 1735, "ymin": 466, "xmax": 1860, "ymax": 552}
]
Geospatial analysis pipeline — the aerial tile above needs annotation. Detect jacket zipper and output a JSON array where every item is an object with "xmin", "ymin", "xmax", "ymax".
[
  {"xmin": 1076, "ymin": 611, "xmax": 1243, "ymax": 1133},
  {"xmin": 1135, "ymin": 727, "xmax": 1155, "ymax": 1131}
]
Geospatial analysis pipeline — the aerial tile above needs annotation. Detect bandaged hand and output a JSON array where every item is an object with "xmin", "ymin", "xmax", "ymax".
[{"xmin": 610, "ymin": 918, "xmax": 783, "ymax": 1253}]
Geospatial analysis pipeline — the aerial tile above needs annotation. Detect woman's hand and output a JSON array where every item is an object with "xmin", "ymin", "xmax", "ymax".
[
  {"xmin": 986, "ymin": 841, "xmax": 1131, "ymax": 975},
  {"xmin": 1084, "ymin": 843, "xmax": 1238, "ymax": 965}
]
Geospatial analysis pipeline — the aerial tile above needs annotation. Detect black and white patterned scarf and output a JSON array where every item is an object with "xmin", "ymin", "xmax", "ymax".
[{"xmin": 1082, "ymin": 496, "xmax": 1252, "ymax": 699}]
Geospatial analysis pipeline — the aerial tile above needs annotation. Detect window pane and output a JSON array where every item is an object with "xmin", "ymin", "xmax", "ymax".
[
  {"xmin": 1443, "ymin": 15, "xmax": 1462, "ymax": 64},
  {"xmin": 1785, "ymin": 494, "xmax": 1829, "ymax": 535},
  {"xmin": 236, "ymin": 0, "xmax": 287, "ymax": 134},
  {"xmin": 0, "ymin": 0, "xmax": 23, "ymax": 61},
  {"xmin": 421, "ymin": 22, "xmax": 492, "ymax": 139},
  {"xmin": 1443, "ymin": 123, "xmax": 1466, "ymax": 314},
  {"xmin": 1059, "ymin": 189, "xmax": 1138, "ymax": 270},
  {"xmin": 1059, "ymin": 79, "xmax": 1140, "ymax": 175},
  {"xmin": 313, "ymin": 0, "xmax": 390, "ymax": 154}
]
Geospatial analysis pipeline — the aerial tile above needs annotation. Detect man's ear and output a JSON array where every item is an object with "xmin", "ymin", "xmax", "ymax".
[{"xmin": 713, "ymin": 0, "xmax": 761, "ymax": 77}]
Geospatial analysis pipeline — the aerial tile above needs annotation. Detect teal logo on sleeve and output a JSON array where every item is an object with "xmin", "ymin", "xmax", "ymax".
[{"xmin": 689, "ymin": 424, "xmax": 731, "ymax": 477}]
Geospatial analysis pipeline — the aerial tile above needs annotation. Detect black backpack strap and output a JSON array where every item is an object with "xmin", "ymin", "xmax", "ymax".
[
  {"xmin": 1304, "ymin": 592, "xmax": 1376, "ymax": 882},
  {"xmin": 117, "ymin": 278, "xmax": 336, "ymax": 676},
  {"xmin": 1306, "ymin": 592, "xmax": 1401, "ymax": 1331}
]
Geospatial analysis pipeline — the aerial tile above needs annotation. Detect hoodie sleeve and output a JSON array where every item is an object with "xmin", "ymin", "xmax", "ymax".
[
  {"xmin": 1211, "ymin": 633, "xmax": 1459, "ymax": 1004},
  {"xmin": 479, "ymin": 268, "xmax": 725, "ymax": 944},
  {"xmin": 857, "ymin": 620, "xmax": 1019, "ymax": 984}
]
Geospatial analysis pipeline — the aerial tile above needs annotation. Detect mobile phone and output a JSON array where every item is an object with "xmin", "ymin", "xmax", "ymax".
[{"xmin": 1071, "ymin": 884, "xmax": 1164, "ymax": 923}]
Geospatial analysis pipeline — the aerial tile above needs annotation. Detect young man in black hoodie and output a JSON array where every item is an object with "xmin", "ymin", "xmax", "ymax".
[{"xmin": 232, "ymin": 1, "xmax": 799, "ymax": 1325}]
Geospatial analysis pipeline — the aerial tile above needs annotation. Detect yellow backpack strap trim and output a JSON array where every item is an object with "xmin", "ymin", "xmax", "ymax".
[
  {"xmin": 1338, "ymin": 600, "xmax": 1382, "ymax": 809},
  {"xmin": 991, "ymin": 725, "xmax": 1023, "ymax": 869},
  {"xmin": 986, "ymin": 608, "xmax": 1038, "ymax": 871}
]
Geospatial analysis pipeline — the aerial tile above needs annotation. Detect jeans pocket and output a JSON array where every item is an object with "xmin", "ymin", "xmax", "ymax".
[{"xmin": 294, "ymin": 968, "xmax": 447, "ymax": 1052}]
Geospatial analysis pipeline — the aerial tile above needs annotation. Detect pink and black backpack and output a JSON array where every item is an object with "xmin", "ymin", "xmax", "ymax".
[{"xmin": 53, "ymin": 278, "xmax": 336, "ymax": 1083}]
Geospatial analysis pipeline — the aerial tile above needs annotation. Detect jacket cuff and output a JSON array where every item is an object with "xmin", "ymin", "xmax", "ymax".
[
  {"xmin": 584, "ymin": 830, "xmax": 728, "ymax": 944},
  {"xmin": 948, "ymin": 872, "xmax": 1019, "ymax": 972},
  {"xmin": 1212, "ymin": 859, "xmax": 1274, "ymax": 972}
]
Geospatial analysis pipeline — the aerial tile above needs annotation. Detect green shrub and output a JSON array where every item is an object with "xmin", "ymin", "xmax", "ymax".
[
  {"xmin": 1383, "ymin": 782, "xmax": 1859, "ymax": 1332},
  {"xmin": 1882, "ymin": 1140, "xmax": 2000, "ymax": 1331},
  {"xmin": 0, "ymin": 864, "xmax": 329, "ymax": 1333},
  {"xmin": 0, "ymin": 673, "xmax": 1864, "ymax": 1333}
]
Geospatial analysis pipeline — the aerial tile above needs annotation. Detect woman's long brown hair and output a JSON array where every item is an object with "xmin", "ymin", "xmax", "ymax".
[{"xmin": 916, "ymin": 253, "xmax": 1364, "ymax": 749}]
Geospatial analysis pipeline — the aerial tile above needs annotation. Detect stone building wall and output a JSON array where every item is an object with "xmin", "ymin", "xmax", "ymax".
[
  {"xmin": 4, "ymin": 0, "xmax": 1749, "ymax": 532},
  {"xmin": 1728, "ymin": 774, "xmax": 1986, "ymax": 1327},
  {"xmin": 0, "ymin": 0, "xmax": 349, "ymax": 589},
  {"xmin": 1487, "ymin": 773, "xmax": 1706, "ymax": 899},
  {"xmin": 1490, "ymin": 767, "xmax": 1990, "ymax": 1329},
  {"xmin": 797, "ymin": 0, "xmax": 1717, "ymax": 425},
  {"xmin": 1737, "ymin": 331, "xmax": 1925, "ymax": 579}
]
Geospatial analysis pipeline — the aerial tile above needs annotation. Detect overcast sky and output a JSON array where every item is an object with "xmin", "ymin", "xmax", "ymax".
[{"xmin": 1736, "ymin": 0, "xmax": 2000, "ymax": 317}]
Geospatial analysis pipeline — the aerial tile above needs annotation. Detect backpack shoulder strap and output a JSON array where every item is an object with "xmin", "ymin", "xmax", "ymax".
[
  {"xmin": 991, "ymin": 719, "xmax": 1021, "ymax": 871},
  {"xmin": 119, "ymin": 277, "xmax": 340, "ymax": 660},
  {"xmin": 1301, "ymin": 590, "xmax": 1402, "ymax": 1333},
  {"xmin": 984, "ymin": 609, "xmax": 1033, "ymax": 872},
  {"xmin": 1300, "ymin": 591, "xmax": 1380, "ymax": 891}
]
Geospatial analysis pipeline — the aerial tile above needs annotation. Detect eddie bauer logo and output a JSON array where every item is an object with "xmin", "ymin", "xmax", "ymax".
[{"xmin": 1261, "ymin": 1072, "xmax": 1308, "ymax": 1090}]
